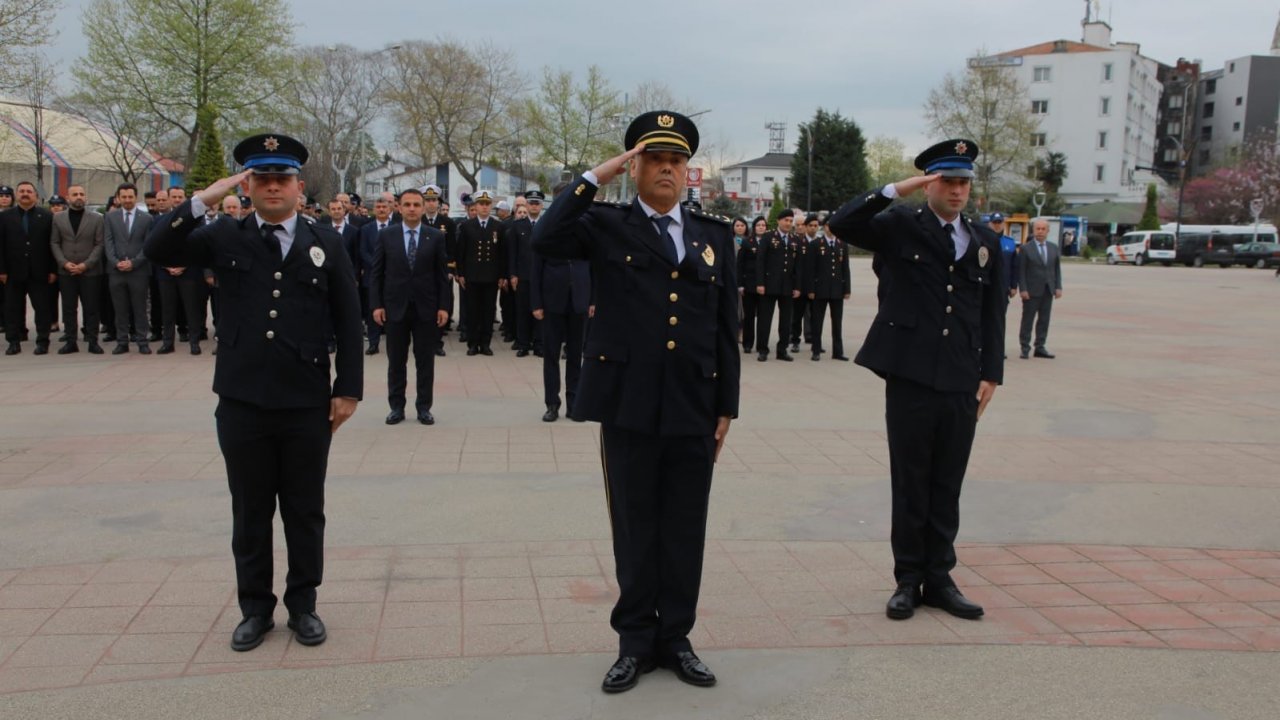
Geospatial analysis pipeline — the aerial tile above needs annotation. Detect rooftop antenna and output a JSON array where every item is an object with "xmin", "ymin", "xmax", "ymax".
[{"xmin": 765, "ymin": 122, "xmax": 787, "ymax": 154}]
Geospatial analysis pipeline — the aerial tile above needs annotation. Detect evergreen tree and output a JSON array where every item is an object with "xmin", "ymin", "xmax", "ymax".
[
  {"xmin": 1138, "ymin": 183, "xmax": 1161, "ymax": 230},
  {"xmin": 767, "ymin": 184, "xmax": 784, "ymax": 227},
  {"xmin": 788, "ymin": 108, "xmax": 870, "ymax": 211},
  {"xmin": 188, "ymin": 104, "xmax": 227, "ymax": 190}
]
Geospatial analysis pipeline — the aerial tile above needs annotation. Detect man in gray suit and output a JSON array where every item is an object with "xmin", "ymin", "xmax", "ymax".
[
  {"xmin": 50, "ymin": 184, "xmax": 106, "ymax": 354},
  {"xmin": 1017, "ymin": 218, "xmax": 1063, "ymax": 359},
  {"xmin": 104, "ymin": 183, "xmax": 154, "ymax": 354}
]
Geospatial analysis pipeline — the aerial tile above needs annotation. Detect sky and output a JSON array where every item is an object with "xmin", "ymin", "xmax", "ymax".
[{"xmin": 42, "ymin": 0, "xmax": 1279, "ymax": 166}]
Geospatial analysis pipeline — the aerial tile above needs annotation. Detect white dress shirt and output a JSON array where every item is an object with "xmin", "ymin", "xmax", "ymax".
[
  {"xmin": 191, "ymin": 196, "xmax": 299, "ymax": 256},
  {"xmin": 583, "ymin": 170, "xmax": 684, "ymax": 262}
]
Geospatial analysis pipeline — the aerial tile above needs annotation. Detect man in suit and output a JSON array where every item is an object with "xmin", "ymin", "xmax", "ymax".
[
  {"xmin": 420, "ymin": 185, "xmax": 455, "ymax": 356},
  {"xmin": 804, "ymin": 218, "xmax": 851, "ymax": 361},
  {"xmin": 507, "ymin": 189, "xmax": 545, "ymax": 357},
  {"xmin": 155, "ymin": 256, "xmax": 207, "ymax": 355},
  {"xmin": 369, "ymin": 187, "xmax": 451, "ymax": 426},
  {"xmin": 1017, "ymin": 218, "xmax": 1063, "ymax": 359},
  {"xmin": 456, "ymin": 190, "xmax": 505, "ymax": 356},
  {"xmin": 828, "ymin": 138, "xmax": 1005, "ymax": 623},
  {"xmin": 0, "ymin": 185, "xmax": 11, "ymax": 337},
  {"xmin": 358, "ymin": 196, "xmax": 396, "ymax": 355},
  {"xmin": 753, "ymin": 209, "xmax": 800, "ymax": 362},
  {"xmin": 327, "ymin": 198, "xmax": 361, "ymax": 275},
  {"xmin": 533, "ymin": 111, "xmax": 739, "ymax": 693},
  {"xmin": 50, "ymin": 184, "xmax": 106, "ymax": 354},
  {"xmin": 104, "ymin": 183, "xmax": 154, "ymax": 354},
  {"xmin": 145, "ymin": 133, "xmax": 362, "ymax": 652},
  {"xmin": 530, "ymin": 188, "xmax": 591, "ymax": 422},
  {"xmin": 789, "ymin": 213, "xmax": 819, "ymax": 353},
  {"xmin": 0, "ymin": 181, "xmax": 58, "ymax": 354}
]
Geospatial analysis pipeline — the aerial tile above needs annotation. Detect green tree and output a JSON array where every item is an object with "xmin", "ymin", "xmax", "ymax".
[
  {"xmin": 0, "ymin": 0, "xmax": 61, "ymax": 92},
  {"xmin": 1037, "ymin": 151, "xmax": 1069, "ymax": 194},
  {"xmin": 706, "ymin": 194, "xmax": 740, "ymax": 218},
  {"xmin": 187, "ymin": 105, "xmax": 226, "ymax": 189},
  {"xmin": 521, "ymin": 65, "xmax": 623, "ymax": 175},
  {"xmin": 1138, "ymin": 183, "xmax": 1161, "ymax": 230},
  {"xmin": 924, "ymin": 55, "xmax": 1041, "ymax": 208},
  {"xmin": 866, "ymin": 136, "xmax": 915, "ymax": 189},
  {"xmin": 788, "ymin": 108, "xmax": 870, "ymax": 211},
  {"xmin": 767, "ymin": 184, "xmax": 784, "ymax": 226},
  {"xmin": 78, "ymin": 0, "xmax": 296, "ymax": 169}
]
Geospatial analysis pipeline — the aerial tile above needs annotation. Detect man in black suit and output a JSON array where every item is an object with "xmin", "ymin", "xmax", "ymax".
[
  {"xmin": 456, "ymin": 190, "xmax": 505, "ymax": 356},
  {"xmin": 530, "ymin": 192, "xmax": 591, "ymax": 421},
  {"xmin": 828, "ymin": 138, "xmax": 1005, "ymax": 623},
  {"xmin": 0, "ymin": 181, "xmax": 58, "ymax": 354},
  {"xmin": 358, "ymin": 196, "xmax": 396, "ymax": 355},
  {"xmin": 533, "ymin": 111, "xmax": 739, "ymax": 693},
  {"xmin": 507, "ymin": 189, "xmax": 545, "ymax": 357},
  {"xmin": 369, "ymin": 187, "xmax": 451, "ymax": 426},
  {"xmin": 789, "ymin": 213, "xmax": 819, "ymax": 352},
  {"xmin": 145, "ymin": 133, "xmax": 363, "ymax": 653},
  {"xmin": 804, "ymin": 218, "xmax": 851, "ymax": 361},
  {"xmin": 419, "ymin": 185, "xmax": 455, "ymax": 356},
  {"xmin": 1016, "ymin": 218, "xmax": 1063, "ymax": 359},
  {"xmin": 753, "ymin": 209, "xmax": 800, "ymax": 361}
]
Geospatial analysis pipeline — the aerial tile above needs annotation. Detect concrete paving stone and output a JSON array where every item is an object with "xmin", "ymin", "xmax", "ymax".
[
  {"xmin": 1003, "ymin": 583, "xmax": 1094, "ymax": 608},
  {"xmin": 37, "ymin": 606, "xmax": 139, "ymax": 635},
  {"xmin": 1181, "ymin": 602, "xmax": 1276, "ymax": 629},
  {"xmin": 317, "ymin": 580, "xmax": 387, "ymax": 604},
  {"xmin": 1074, "ymin": 630, "xmax": 1167, "ymax": 648},
  {"xmin": 374, "ymin": 626, "xmax": 462, "ymax": 660},
  {"xmin": 380, "ymin": 602, "xmax": 462, "ymax": 629},
  {"xmin": 1109, "ymin": 603, "xmax": 1212, "ymax": 631},
  {"xmin": 543, "ymin": 622, "xmax": 616, "ymax": 654},
  {"xmin": 742, "ymin": 571, "xmax": 826, "ymax": 595},
  {"xmin": 191, "ymin": 628, "xmax": 290, "ymax": 665},
  {"xmin": 0, "ymin": 584, "xmax": 80, "ymax": 609},
  {"xmin": 1227, "ymin": 626, "xmax": 1280, "ymax": 651},
  {"xmin": 91, "ymin": 560, "xmax": 177, "ymax": 584},
  {"xmin": 1151, "ymin": 628, "xmax": 1252, "ymax": 651},
  {"xmin": 314, "ymin": 602, "xmax": 384, "ymax": 630},
  {"xmin": 83, "ymin": 662, "xmax": 187, "ymax": 685},
  {"xmin": 1225, "ymin": 557, "xmax": 1280, "ymax": 578},
  {"xmin": 1037, "ymin": 606, "xmax": 1137, "ymax": 634},
  {"xmin": 462, "ymin": 577, "xmax": 537, "ymax": 601},
  {"xmin": 0, "ymin": 665, "xmax": 91, "ymax": 694},
  {"xmin": 1099, "ymin": 561, "xmax": 1186, "ymax": 583},
  {"xmin": 127, "ymin": 605, "xmax": 223, "ymax": 635},
  {"xmin": 65, "ymin": 582, "xmax": 160, "ymax": 608},
  {"xmin": 1161, "ymin": 557, "xmax": 1255, "ymax": 580},
  {"xmin": 385, "ymin": 579, "xmax": 461, "ymax": 604},
  {"xmin": 462, "ymin": 557, "xmax": 530, "ymax": 578},
  {"xmin": 532, "ymin": 576, "xmax": 612, "ymax": 601},
  {"xmin": 281, "ymin": 630, "xmax": 375, "ymax": 662},
  {"xmin": 528, "ymin": 555, "xmax": 599, "ymax": 577},
  {"xmin": 863, "ymin": 611, "xmax": 960, "ymax": 644},
  {"xmin": 1140, "ymin": 579, "xmax": 1233, "ymax": 604},
  {"xmin": 1037, "ymin": 561, "xmax": 1126, "ymax": 584},
  {"xmin": 6, "ymin": 633, "xmax": 115, "ymax": 667},
  {"xmin": 462, "ymin": 623, "xmax": 547, "ymax": 656},
  {"xmin": 101, "ymin": 632, "xmax": 204, "ymax": 664},
  {"xmin": 463, "ymin": 599, "xmax": 542, "ymax": 626},
  {"xmin": 974, "ymin": 564, "xmax": 1058, "ymax": 586},
  {"xmin": 1071, "ymin": 581, "xmax": 1165, "ymax": 606},
  {"xmin": 9, "ymin": 563, "xmax": 101, "ymax": 585},
  {"xmin": 392, "ymin": 558, "xmax": 460, "ymax": 579},
  {"xmin": 149, "ymin": 581, "xmax": 235, "ymax": 607}
]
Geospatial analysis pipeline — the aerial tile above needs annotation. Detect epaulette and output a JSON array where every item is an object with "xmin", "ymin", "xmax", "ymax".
[
  {"xmin": 689, "ymin": 208, "xmax": 732, "ymax": 226},
  {"xmin": 591, "ymin": 200, "xmax": 629, "ymax": 209}
]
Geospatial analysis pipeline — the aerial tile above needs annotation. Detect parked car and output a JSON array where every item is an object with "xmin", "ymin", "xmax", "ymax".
[
  {"xmin": 1175, "ymin": 232, "xmax": 1236, "ymax": 268},
  {"xmin": 1230, "ymin": 242, "xmax": 1280, "ymax": 268},
  {"xmin": 1106, "ymin": 231, "xmax": 1176, "ymax": 266}
]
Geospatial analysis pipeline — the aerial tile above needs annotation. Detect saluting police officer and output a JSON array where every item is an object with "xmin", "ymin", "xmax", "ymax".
[
  {"xmin": 144, "ymin": 133, "xmax": 364, "ymax": 651},
  {"xmin": 456, "ymin": 191, "xmax": 505, "ymax": 355},
  {"xmin": 754, "ymin": 209, "xmax": 801, "ymax": 361},
  {"xmin": 533, "ymin": 111, "xmax": 740, "ymax": 694},
  {"xmin": 827, "ymin": 139, "xmax": 1004, "ymax": 622}
]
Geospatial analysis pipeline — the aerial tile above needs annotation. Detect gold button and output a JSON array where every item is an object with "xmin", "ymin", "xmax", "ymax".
[
  {"xmin": 626, "ymin": 255, "xmax": 632, "ymax": 262},
  {"xmin": 598, "ymin": 355, "xmax": 606, "ymax": 361},
  {"xmin": 266, "ymin": 330, "xmax": 275, "ymax": 339},
  {"xmin": 269, "ymin": 310, "xmax": 278, "ymax": 318},
  {"xmin": 942, "ymin": 329, "xmax": 950, "ymax": 337},
  {"xmin": 710, "ymin": 275, "xmax": 715, "ymax": 282},
  {"xmin": 669, "ymin": 316, "xmax": 678, "ymax": 326},
  {"xmin": 949, "ymin": 265, "xmax": 954, "ymax": 272},
  {"xmin": 670, "ymin": 271, "xmax": 679, "ymax": 279},
  {"xmin": 669, "ymin": 293, "xmax": 678, "ymax": 302},
  {"xmin": 274, "ymin": 272, "xmax": 282, "ymax": 280},
  {"xmin": 666, "ymin": 340, "xmax": 676, "ymax": 350},
  {"xmin": 312, "ymin": 278, "xmax": 318, "ymax": 285},
  {"xmin": 272, "ymin": 290, "xmax": 281, "ymax": 298},
  {"xmin": 231, "ymin": 260, "xmax": 237, "ymax": 267},
  {"xmin": 713, "ymin": 372, "xmax": 718, "ymax": 378},
  {"xmin": 945, "ymin": 306, "xmax": 953, "ymax": 314},
  {"xmin": 913, "ymin": 254, "xmax": 920, "ymax": 260},
  {"xmin": 946, "ymin": 285, "xmax": 954, "ymax": 292}
]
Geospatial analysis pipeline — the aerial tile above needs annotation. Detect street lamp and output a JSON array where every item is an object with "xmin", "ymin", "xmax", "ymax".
[
  {"xmin": 1032, "ymin": 191, "xmax": 1047, "ymax": 218},
  {"xmin": 1250, "ymin": 197, "xmax": 1265, "ymax": 243},
  {"xmin": 804, "ymin": 123, "xmax": 814, "ymax": 211},
  {"xmin": 1159, "ymin": 135, "xmax": 1187, "ymax": 242}
]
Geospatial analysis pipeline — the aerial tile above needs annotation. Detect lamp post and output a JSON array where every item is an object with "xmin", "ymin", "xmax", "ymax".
[
  {"xmin": 806, "ymin": 124, "xmax": 814, "ymax": 212},
  {"xmin": 1250, "ymin": 197, "xmax": 1265, "ymax": 243},
  {"xmin": 1032, "ymin": 191, "xmax": 1047, "ymax": 218},
  {"xmin": 1160, "ymin": 135, "xmax": 1187, "ymax": 242}
]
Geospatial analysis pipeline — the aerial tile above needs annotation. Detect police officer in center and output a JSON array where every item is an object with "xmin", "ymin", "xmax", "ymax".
[
  {"xmin": 533, "ymin": 111, "xmax": 740, "ymax": 693},
  {"xmin": 827, "ymin": 139, "xmax": 1005, "ymax": 623},
  {"xmin": 145, "ymin": 133, "xmax": 364, "ymax": 651}
]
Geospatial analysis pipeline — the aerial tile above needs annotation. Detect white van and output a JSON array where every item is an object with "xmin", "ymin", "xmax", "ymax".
[{"xmin": 1106, "ymin": 230, "xmax": 1177, "ymax": 266}]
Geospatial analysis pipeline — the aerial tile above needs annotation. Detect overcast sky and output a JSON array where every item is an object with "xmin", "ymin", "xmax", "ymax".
[{"xmin": 44, "ymin": 0, "xmax": 1278, "ymax": 165}]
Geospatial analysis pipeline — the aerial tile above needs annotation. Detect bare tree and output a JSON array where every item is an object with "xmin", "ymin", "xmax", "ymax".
[
  {"xmin": 923, "ymin": 56, "xmax": 1040, "ymax": 207},
  {"xmin": 0, "ymin": 0, "xmax": 61, "ymax": 91},
  {"xmin": 628, "ymin": 80, "xmax": 696, "ymax": 115},
  {"xmin": 521, "ymin": 65, "xmax": 622, "ymax": 175},
  {"xmin": 865, "ymin": 135, "xmax": 915, "ymax": 188},
  {"xmin": 385, "ymin": 38, "xmax": 526, "ymax": 192},
  {"xmin": 58, "ymin": 90, "xmax": 169, "ymax": 184},
  {"xmin": 4, "ymin": 56, "xmax": 63, "ymax": 197}
]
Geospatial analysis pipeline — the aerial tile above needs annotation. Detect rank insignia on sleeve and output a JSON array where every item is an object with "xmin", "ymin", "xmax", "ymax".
[
  {"xmin": 574, "ymin": 184, "xmax": 585, "ymax": 196},
  {"xmin": 171, "ymin": 218, "xmax": 182, "ymax": 228},
  {"xmin": 702, "ymin": 244, "xmax": 715, "ymax": 266},
  {"xmin": 978, "ymin": 246, "xmax": 990, "ymax": 268}
]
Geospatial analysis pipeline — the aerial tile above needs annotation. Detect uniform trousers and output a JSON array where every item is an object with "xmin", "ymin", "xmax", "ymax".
[
  {"xmin": 57, "ymin": 274, "xmax": 102, "ymax": 342},
  {"xmin": 215, "ymin": 397, "xmax": 331, "ymax": 617},
  {"xmin": 385, "ymin": 303, "xmax": 438, "ymax": 413},
  {"xmin": 541, "ymin": 310, "xmax": 584, "ymax": 409},
  {"xmin": 809, "ymin": 297, "xmax": 844, "ymax": 356},
  {"xmin": 755, "ymin": 294, "xmax": 793, "ymax": 354},
  {"xmin": 1018, "ymin": 293, "xmax": 1054, "ymax": 352},
  {"xmin": 601, "ymin": 425, "xmax": 714, "ymax": 659},
  {"xmin": 790, "ymin": 294, "xmax": 813, "ymax": 345},
  {"xmin": 464, "ymin": 282, "xmax": 497, "ymax": 349},
  {"xmin": 884, "ymin": 376, "xmax": 977, "ymax": 589},
  {"xmin": 360, "ymin": 284, "xmax": 382, "ymax": 348},
  {"xmin": 514, "ymin": 282, "xmax": 540, "ymax": 351},
  {"xmin": 108, "ymin": 271, "xmax": 150, "ymax": 343},
  {"xmin": 158, "ymin": 273, "xmax": 207, "ymax": 345},
  {"xmin": 4, "ymin": 277, "xmax": 56, "ymax": 343},
  {"xmin": 740, "ymin": 291, "xmax": 758, "ymax": 352}
]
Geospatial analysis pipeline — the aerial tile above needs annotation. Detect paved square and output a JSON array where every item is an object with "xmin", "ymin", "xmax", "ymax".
[{"xmin": 1, "ymin": 261, "xmax": 1278, "ymax": 718}]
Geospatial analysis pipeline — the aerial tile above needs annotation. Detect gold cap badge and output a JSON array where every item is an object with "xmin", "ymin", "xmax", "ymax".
[{"xmin": 657, "ymin": 114, "xmax": 675, "ymax": 128}]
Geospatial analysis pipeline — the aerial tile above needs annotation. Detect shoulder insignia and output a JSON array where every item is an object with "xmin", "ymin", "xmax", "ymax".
[
  {"xmin": 689, "ymin": 208, "xmax": 731, "ymax": 226},
  {"xmin": 171, "ymin": 218, "xmax": 182, "ymax": 228}
]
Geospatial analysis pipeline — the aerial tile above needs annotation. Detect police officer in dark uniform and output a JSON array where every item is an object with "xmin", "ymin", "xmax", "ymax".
[
  {"xmin": 804, "ymin": 218, "xmax": 851, "ymax": 361},
  {"xmin": 529, "ymin": 190, "xmax": 591, "ymax": 421},
  {"xmin": 144, "ymin": 133, "xmax": 363, "ymax": 651},
  {"xmin": 827, "ymin": 139, "xmax": 1004, "ymax": 622},
  {"xmin": 507, "ymin": 189, "xmax": 545, "ymax": 357},
  {"xmin": 420, "ymin": 185, "xmax": 456, "ymax": 356},
  {"xmin": 735, "ymin": 217, "xmax": 759, "ymax": 354},
  {"xmin": 533, "ymin": 111, "xmax": 740, "ymax": 694},
  {"xmin": 456, "ymin": 190, "xmax": 505, "ymax": 355},
  {"xmin": 789, "ymin": 214, "xmax": 818, "ymax": 353},
  {"xmin": 753, "ymin": 209, "xmax": 800, "ymax": 361}
]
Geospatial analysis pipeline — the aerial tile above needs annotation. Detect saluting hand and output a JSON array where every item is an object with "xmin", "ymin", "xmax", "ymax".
[
  {"xmin": 196, "ymin": 171, "xmax": 251, "ymax": 209},
  {"xmin": 892, "ymin": 173, "xmax": 942, "ymax": 197},
  {"xmin": 589, "ymin": 144, "xmax": 646, "ymax": 185}
]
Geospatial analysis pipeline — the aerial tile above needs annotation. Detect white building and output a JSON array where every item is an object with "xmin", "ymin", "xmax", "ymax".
[
  {"xmin": 354, "ymin": 157, "xmax": 531, "ymax": 213},
  {"xmin": 720, "ymin": 152, "xmax": 792, "ymax": 216},
  {"xmin": 988, "ymin": 19, "xmax": 1164, "ymax": 206}
]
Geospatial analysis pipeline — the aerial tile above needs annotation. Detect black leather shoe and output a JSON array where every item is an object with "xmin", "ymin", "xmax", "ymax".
[
  {"xmin": 365, "ymin": 345, "xmax": 379, "ymax": 355},
  {"xmin": 661, "ymin": 650, "xmax": 716, "ymax": 687},
  {"xmin": 743, "ymin": 346, "xmax": 752, "ymax": 354},
  {"xmin": 776, "ymin": 352, "xmax": 794, "ymax": 362},
  {"xmin": 1019, "ymin": 349, "xmax": 1030, "ymax": 359},
  {"xmin": 832, "ymin": 354, "xmax": 849, "ymax": 361},
  {"xmin": 601, "ymin": 656, "xmax": 655, "ymax": 694},
  {"xmin": 757, "ymin": 352, "xmax": 768, "ymax": 362},
  {"xmin": 230, "ymin": 615, "xmax": 274, "ymax": 651},
  {"xmin": 417, "ymin": 411, "xmax": 434, "ymax": 425},
  {"xmin": 34, "ymin": 342, "xmax": 50, "ymax": 355},
  {"xmin": 137, "ymin": 344, "xmax": 152, "ymax": 355},
  {"xmin": 287, "ymin": 611, "xmax": 327, "ymax": 646},
  {"xmin": 147, "ymin": 332, "xmax": 161, "ymax": 342},
  {"xmin": 157, "ymin": 343, "xmax": 175, "ymax": 354},
  {"xmin": 178, "ymin": 332, "xmax": 189, "ymax": 343},
  {"xmin": 87, "ymin": 342, "xmax": 104, "ymax": 355},
  {"xmin": 58, "ymin": 342, "xmax": 79, "ymax": 354},
  {"xmin": 435, "ymin": 347, "xmax": 445, "ymax": 357},
  {"xmin": 385, "ymin": 409, "xmax": 405, "ymax": 425},
  {"xmin": 886, "ymin": 583, "xmax": 923, "ymax": 620},
  {"xmin": 190, "ymin": 344, "xmax": 202, "ymax": 355},
  {"xmin": 466, "ymin": 347, "xmax": 479, "ymax": 356},
  {"xmin": 112, "ymin": 344, "xmax": 128, "ymax": 355},
  {"xmin": 810, "ymin": 353, "xmax": 820, "ymax": 361},
  {"xmin": 516, "ymin": 349, "xmax": 529, "ymax": 357},
  {"xmin": 789, "ymin": 343, "xmax": 800, "ymax": 354},
  {"xmin": 5, "ymin": 342, "xmax": 20, "ymax": 355},
  {"xmin": 542, "ymin": 405, "xmax": 559, "ymax": 422},
  {"xmin": 923, "ymin": 586, "xmax": 984, "ymax": 619},
  {"xmin": 1034, "ymin": 349, "xmax": 1056, "ymax": 359},
  {"xmin": 481, "ymin": 347, "xmax": 494, "ymax": 356}
]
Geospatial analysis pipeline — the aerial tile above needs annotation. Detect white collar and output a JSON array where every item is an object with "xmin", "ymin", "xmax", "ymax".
[
  {"xmin": 255, "ymin": 212, "xmax": 298, "ymax": 237},
  {"xmin": 637, "ymin": 197, "xmax": 681, "ymax": 227}
]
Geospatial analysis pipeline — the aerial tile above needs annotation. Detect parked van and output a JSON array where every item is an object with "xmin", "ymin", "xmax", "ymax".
[
  {"xmin": 1162, "ymin": 223, "xmax": 1278, "ymax": 267},
  {"xmin": 1106, "ymin": 230, "xmax": 1176, "ymax": 266}
]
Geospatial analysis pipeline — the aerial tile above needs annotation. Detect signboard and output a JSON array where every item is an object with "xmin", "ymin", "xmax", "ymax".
[
  {"xmin": 686, "ymin": 167, "xmax": 703, "ymax": 187},
  {"xmin": 968, "ymin": 55, "xmax": 1023, "ymax": 68}
]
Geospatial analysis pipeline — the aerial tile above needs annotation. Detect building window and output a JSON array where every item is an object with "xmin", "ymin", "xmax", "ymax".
[
  {"xmin": 763, "ymin": 176, "xmax": 774, "ymax": 182},
  {"xmin": 1102, "ymin": 63, "xmax": 1113, "ymax": 81},
  {"xmin": 1201, "ymin": 126, "xmax": 1212, "ymax": 141},
  {"xmin": 1233, "ymin": 121, "xmax": 1241, "ymax": 132},
  {"xmin": 1094, "ymin": 164, "xmax": 1105, "ymax": 182},
  {"xmin": 1026, "ymin": 164, "xmax": 1038, "ymax": 180},
  {"xmin": 1033, "ymin": 66, "xmax": 1052, "ymax": 82},
  {"xmin": 1030, "ymin": 132, "xmax": 1047, "ymax": 147},
  {"xmin": 1167, "ymin": 94, "xmax": 1182, "ymax": 109},
  {"xmin": 1100, "ymin": 96, "xmax": 1111, "ymax": 115},
  {"xmin": 1205, "ymin": 78, "xmax": 1216, "ymax": 94},
  {"xmin": 1236, "ymin": 96, "xmax": 1243, "ymax": 106},
  {"xmin": 1031, "ymin": 99, "xmax": 1049, "ymax": 115},
  {"xmin": 1199, "ymin": 148, "xmax": 1211, "ymax": 164},
  {"xmin": 1229, "ymin": 62, "xmax": 1235, "ymax": 73},
  {"xmin": 1097, "ymin": 131, "xmax": 1108, "ymax": 149},
  {"xmin": 1203, "ymin": 102, "xmax": 1214, "ymax": 118},
  {"xmin": 1166, "ymin": 121, "xmax": 1182, "ymax": 136},
  {"xmin": 1162, "ymin": 148, "xmax": 1179, "ymax": 163}
]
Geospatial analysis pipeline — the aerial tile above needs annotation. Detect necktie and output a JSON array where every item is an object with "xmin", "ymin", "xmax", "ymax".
[
  {"xmin": 944, "ymin": 223, "xmax": 957, "ymax": 258},
  {"xmin": 124, "ymin": 211, "xmax": 132, "ymax": 235},
  {"xmin": 652, "ymin": 215, "xmax": 678, "ymax": 265},
  {"xmin": 1039, "ymin": 242, "xmax": 1047, "ymax": 264},
  {"xmin": 407, "ymin": 228, "xmax": 418, "ymax": 271},
  {"xmin": 21, "ymin": 209, "xmax": 29, "ymax": 234},
  {"xmin": 262, "ymin": 223, "xmax": 283, "ymax": 265},
  {"xmin": 378, "ymin": 223, "xmax": 386, "ymax": 232}
]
